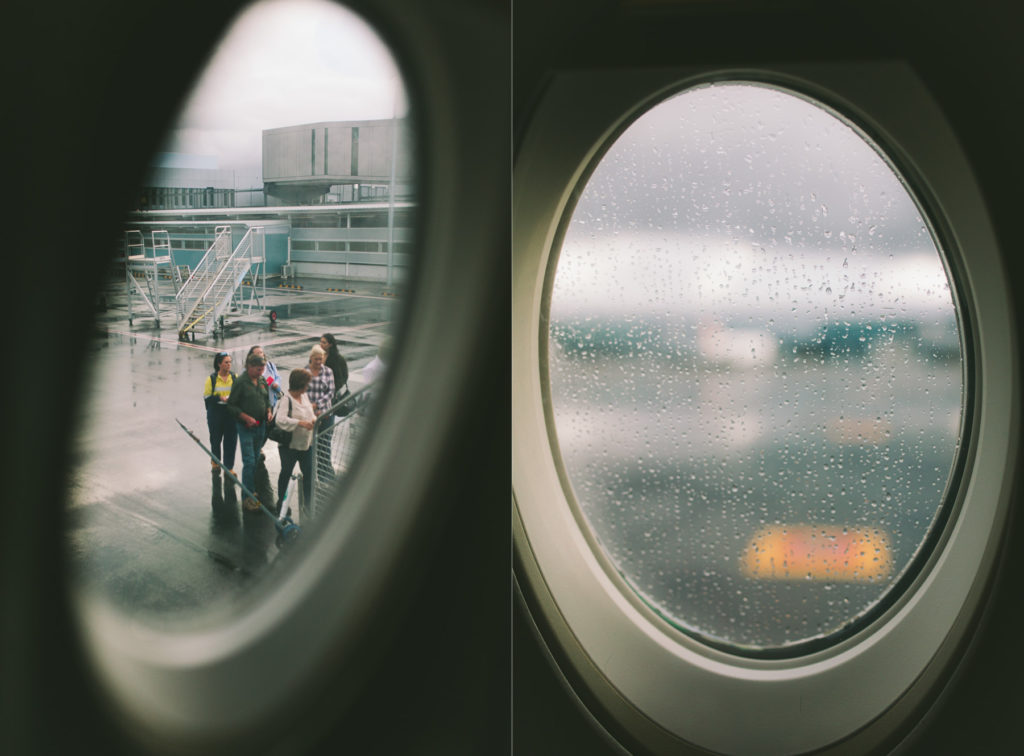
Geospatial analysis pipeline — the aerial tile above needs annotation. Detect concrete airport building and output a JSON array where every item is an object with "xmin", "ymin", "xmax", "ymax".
[
  {"xmin": 263, "ymin": 118, "xmax": 413, "ymax": 205},
  {"xmin": 125, "ymin": 118, "xmax": 415, "ymax": 290}
]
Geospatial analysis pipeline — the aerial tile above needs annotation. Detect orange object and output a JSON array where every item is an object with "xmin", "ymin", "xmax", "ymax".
[{"xmin": 740, "ymin": 524, "xmax": 892, "ymax": 582}]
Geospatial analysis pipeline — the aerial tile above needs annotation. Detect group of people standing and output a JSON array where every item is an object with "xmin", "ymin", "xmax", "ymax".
[{"xmin": 202, "ymin": 334, "xmax": 350, "ymax": 514}]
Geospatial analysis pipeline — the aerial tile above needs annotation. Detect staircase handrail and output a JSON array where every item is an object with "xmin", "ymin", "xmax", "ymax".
[
  {"xmin": 176, "ymin": 225, "xmax": 231, "ymax": 305},
  {"xmin": 176, "ymin": 226, "xmax": 235, "ymax": 330},
  {"xmin": 178, "ymin": 226, "xmax": 260, "ymax": 334},
  {"xmin": 203, "ymin": 227, "xmax": 256, "ymax": 305}
]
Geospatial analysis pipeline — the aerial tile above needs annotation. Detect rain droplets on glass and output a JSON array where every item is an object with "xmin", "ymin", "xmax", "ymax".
[{"xmin": 547, "ymin": 83, "xmax": 962, "ymax": 651}]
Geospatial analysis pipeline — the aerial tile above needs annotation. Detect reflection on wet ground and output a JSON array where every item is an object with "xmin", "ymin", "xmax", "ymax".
[{"xmin": 67, "ymin": 278, "xmax": 396, "ymax": 625}]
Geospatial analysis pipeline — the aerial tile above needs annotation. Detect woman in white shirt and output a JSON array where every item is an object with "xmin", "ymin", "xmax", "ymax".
[{"xmin": 272, "ymin": 368, "xmax": 316, "ymax": 513}]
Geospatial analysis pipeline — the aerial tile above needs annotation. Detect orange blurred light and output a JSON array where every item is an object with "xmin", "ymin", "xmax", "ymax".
[{"xmin": 740, "ymin": 524, "xmax": 892, "ymax": 582}]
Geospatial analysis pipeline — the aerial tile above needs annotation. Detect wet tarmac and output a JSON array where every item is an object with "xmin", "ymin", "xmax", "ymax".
[
  {"xmin": 66, "ymin": 275, "xmax": 398, "ymax": 626},
  {"xmin": 550, "ymin": 335, "xmax": 962, "ymax": 650}
]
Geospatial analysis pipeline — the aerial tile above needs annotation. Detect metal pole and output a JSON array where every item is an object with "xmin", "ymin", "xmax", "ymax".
[
  {"xmin": 176, "ymin": 417, "xmax": 299, "ymax": 545},
  {"xmin": 386, "ymin": 97, "xmax": 398, "ymax": 288},
  {"xmin": 125, "ymin": 234, "xmax": 133, "ymax": 326}
]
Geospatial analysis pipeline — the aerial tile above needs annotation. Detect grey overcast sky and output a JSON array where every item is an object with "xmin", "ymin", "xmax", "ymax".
[
  {"xmin": 571, "ymin": 83, "xmax": 931, "ymax": 255},
  {"xmin": 555, "ymin": 83, "xmax": 953, "ymax": 324},
  {"xmin": 159, "ymin": 0, "xmax": 406, "ymax": 182}
]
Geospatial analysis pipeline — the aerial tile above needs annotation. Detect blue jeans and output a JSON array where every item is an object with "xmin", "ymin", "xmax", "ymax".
[{"xmin": 236, "ymin": 421, "xmax": 266, "ymax": 498}]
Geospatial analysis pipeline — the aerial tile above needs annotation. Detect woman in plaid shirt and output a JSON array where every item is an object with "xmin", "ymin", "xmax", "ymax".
[
  {"xmin": 307, "ymin": 344, "xmax": 336, "ymax": 487},
  {"xmin": 306, "ymin": 345, "xmax": 336, "ymax": 415}
]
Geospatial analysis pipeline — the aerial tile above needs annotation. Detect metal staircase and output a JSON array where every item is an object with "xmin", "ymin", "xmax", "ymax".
[
  {"xmin": 125, "ymin": 229, "xmax": 179, "ymax": 327},
  {"xmin": 176, "ymin": 225, "xmax": 266, "ymax": 340},
  {"xmin": 152, "ymin": 229, "xmax": 185, "ymax": 290}
]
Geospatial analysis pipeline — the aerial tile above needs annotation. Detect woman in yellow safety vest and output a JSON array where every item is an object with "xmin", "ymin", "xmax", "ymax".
[{"xmin": 202, "ymin": 351, "xmax": 237, "ymax": 478}]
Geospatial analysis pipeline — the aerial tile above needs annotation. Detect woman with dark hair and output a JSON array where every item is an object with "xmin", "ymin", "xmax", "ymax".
[
  {"xmin": 202, "ymin": 351, "xmax": 237, "ymax": 479},
  {"xmin": 272, "ymin": 368, "xmax": 316, "ymax": 514},
  {"xmin": 320, "ymin": 333, "xmax": 349, "ymax": 405}
]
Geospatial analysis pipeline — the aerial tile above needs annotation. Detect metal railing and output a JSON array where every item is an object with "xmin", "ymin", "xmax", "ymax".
[
  {"xmin": 125, "ymin": 229, "xmax": 176, "ymax": 326},
  {"xmin": 176, "ymin": 225, "xmax": 265, "ymax": 338},
  {"xmin": 151, "ymin": 229, "xmax": 183, "ymax": 290},
  {"xmin": 176, "ymin": 225, "xmax": 232, "ymax": 331},
  {"xmin": 308, "ymin": 383, "xmax": 376, "ymax": 520}
]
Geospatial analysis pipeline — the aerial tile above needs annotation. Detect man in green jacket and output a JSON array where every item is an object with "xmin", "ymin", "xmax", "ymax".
[{"xmin": 226, "ymin": 352, "xmax": 272, "ymax": 510}]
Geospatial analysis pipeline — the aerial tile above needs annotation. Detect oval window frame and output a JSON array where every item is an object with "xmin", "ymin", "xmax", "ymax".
[
  {"xmin": 69, "ymin": 1, "xmax": 508, "ymax": 749},
  {"xmin": 513, "ymin": 62, "xmax": 1017, "ymax": 754},
  {"xmin": 543, "ymin": 79, "xmax": 972, "ymax": 659}
]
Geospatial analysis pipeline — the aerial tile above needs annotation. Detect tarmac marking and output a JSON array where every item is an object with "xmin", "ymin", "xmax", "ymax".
[
  {"xmin": 313, "ymin": 290, "xmax": 401, "ymax": 302},
  {"xmin": 100, "ymin": 327, "xmax": 329, "ymax": 354},
  {"xmin": 97, "ymin": 497, "xmax": 212, "ymax": 557},
  {"xmin": 251, "ymin": 332, "xmax": 325, "ymax": 351},
  {"xmin": 89, "ymin": 493, "xmax": 258, "ymax": 576},
  {"xmin": 103, "ymin": 313, "xmax": 390, "ymax": 355},
  {"xmin": 103, "ymin": 329, "xmax": 225, "ymax": 353}
]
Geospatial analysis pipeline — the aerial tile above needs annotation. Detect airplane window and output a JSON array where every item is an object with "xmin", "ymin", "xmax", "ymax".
[
  {"xmin": 547, "ymin": 82, "xmax": 964, "ymax": 653},
  {"xmin": 46, "ymin": 1, "xmax": 506, "ymax": 749},
  {"xmin": 68, "ymin": 0, "xmax": 410, "ymax": 628}
]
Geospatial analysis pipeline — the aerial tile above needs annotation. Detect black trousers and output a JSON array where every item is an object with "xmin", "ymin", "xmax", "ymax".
[{"xmin": 277, "ymin": 443, "xmax": 313, "ymax": 509}]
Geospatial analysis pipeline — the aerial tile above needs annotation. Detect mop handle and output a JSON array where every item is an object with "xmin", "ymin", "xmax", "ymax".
[
  {"xmin": 175, "ymin": 418, "xmax": 259, "ymax": 504},
  {"xmin": 176, "ymin": 418, "xmax": 301, "ymax": 544}
]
